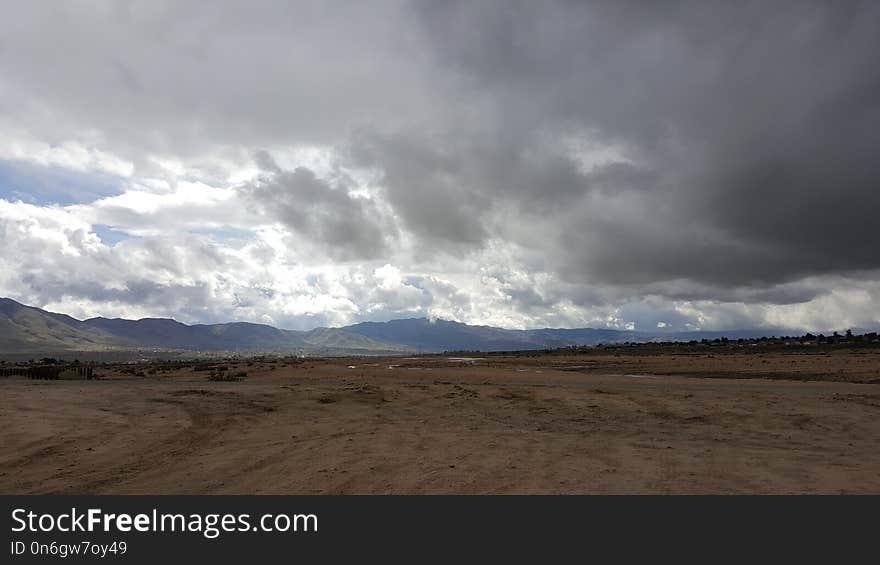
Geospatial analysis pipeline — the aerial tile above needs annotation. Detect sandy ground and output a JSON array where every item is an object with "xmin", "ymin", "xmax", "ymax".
[{"xmin": 1, "ymin": 352, "xmax": 879, "ymax": 494}]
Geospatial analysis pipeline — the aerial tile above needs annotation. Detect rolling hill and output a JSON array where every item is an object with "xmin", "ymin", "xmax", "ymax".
[
  {"xmin": 0, "ymin": 298, "xmax": 132, "ymax": 352},
  {"xmin": 0, "ymin": 298, "xmax": 404, "ymax": 355}
]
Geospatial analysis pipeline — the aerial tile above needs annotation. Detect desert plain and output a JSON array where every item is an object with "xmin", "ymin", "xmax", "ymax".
[{"xmin": 2, "ymin": 349, "xmax": 879, "ymax": 494}]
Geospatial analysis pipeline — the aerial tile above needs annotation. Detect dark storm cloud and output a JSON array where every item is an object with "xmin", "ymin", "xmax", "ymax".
[
  {"xmin": 244, "ymin": 153, "xmax": 394, "ymax": 260},
  {"xmin": 347, "ymin": 131, "xmax": 491, "ymax": 249},
  {"xmin": 397, "ymin": 0, "xmax": 880, "ymax": 293}
]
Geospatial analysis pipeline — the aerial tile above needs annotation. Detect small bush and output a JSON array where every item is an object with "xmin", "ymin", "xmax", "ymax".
[
  {"xmin": 194, "ymin": 364, "xmax": 229, "ymax": 373},
  {"xmin": 207, "ymin": 369, "xmax": 247, "ymax": 382}
]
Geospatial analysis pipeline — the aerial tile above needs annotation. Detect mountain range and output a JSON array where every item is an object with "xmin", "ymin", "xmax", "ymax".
[
  {"xmin": 0, "ymin": 297, "xmax": 402, "ymax": 356},
  {"xmin": 0, "ymin": 297, "xmax": 791, "ymax": 357}
]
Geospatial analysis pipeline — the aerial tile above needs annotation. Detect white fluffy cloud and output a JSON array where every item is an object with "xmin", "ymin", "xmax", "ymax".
[{"xmin": 3, "ymin": 184, "xmax": 880, "ymax": 332}]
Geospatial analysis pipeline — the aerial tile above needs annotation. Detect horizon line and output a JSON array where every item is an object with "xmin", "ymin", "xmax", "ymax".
[{"xmin": 2, "ymin": 296, "xmax": 863, "ymax": 336}]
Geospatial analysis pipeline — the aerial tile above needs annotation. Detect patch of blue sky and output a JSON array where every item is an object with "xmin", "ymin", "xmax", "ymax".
[
  {"xmin": 92, "ymin": 224, "xmax": 136, "ymax": 246},
  {"xmin": 0, "ymin": 159, "xmax": 123, "ymax": 206}
]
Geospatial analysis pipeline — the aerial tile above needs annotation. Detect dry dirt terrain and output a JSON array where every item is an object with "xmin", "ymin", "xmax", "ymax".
[{"xmin": 2, "ymin": 351, "xmax": 879, "ymax": 494}]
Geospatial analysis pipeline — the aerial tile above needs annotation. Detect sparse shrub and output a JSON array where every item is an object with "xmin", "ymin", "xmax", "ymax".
[
  {"xmin": 194, "ymin": 364, "xmax": 229, "ymax": 373},
  {"xmin": 207, "ymin": 369, "xmax": 247, "ymax": 382}
]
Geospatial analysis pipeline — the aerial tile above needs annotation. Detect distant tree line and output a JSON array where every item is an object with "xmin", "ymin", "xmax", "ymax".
[
  {"xmin": 443, "ymin": 330, "xmax": 880, "ymax": 356},
  {"xmin": 567, "ymin": 329, "xmax": 880, "ymax": 354}
]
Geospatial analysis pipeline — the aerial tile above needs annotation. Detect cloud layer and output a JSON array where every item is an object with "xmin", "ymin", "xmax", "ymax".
[{"xmin": 1, "ymin": 1, "xmax": 879, "ymax": 332}]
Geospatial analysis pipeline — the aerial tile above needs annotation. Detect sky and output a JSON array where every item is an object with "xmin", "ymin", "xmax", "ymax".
[{"xmin": 1, "ymin": 1, "xmax": 879, "ymax": 333}]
